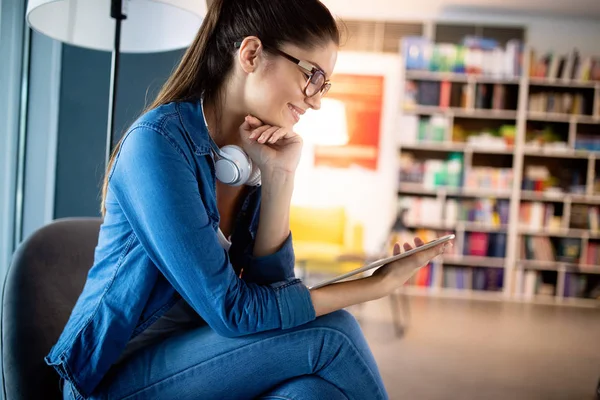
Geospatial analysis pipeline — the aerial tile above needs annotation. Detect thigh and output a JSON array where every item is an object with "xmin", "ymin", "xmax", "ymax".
[
  {"xmin": 257, "ymin": 376, "xmax": 347, "ymax": 400},
  {"xmin": 92, "ymin": 309, "xmax": 386, "ymax": 400}
]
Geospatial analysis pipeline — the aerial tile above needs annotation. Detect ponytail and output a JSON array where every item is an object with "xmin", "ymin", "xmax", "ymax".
[
  {"xmin": 100, "ymin": 0, "xmax": 340, "ymax": 216},
  {"xmin": 100, "ymin": 0, "xmax": 226, "ymax": 216}
]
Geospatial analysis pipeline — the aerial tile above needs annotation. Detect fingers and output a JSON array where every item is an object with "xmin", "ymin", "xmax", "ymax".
[
  {"xmin": 258, "ymin": 126, "xmax": 280, "ymax": 143},
  {"xmin": 242, "ymin": 115, "xmax": 291, "ymax": 145},
  {"xmin": 249, "ymin": 125, "xmax": 271, "ymax": 140},
  {"xmin": 245, "ymin": 115, "xmax": 263, "ymax": 129},
  {"xmin": 398, "ymin": 237, "xmax": 453, "ymax": 264},
  {"xmin": 268, "ymin": 127, "xmax": 288, "ymax": 143},
  {"xmin": 393, "ymin": 243, "xmax": 401, "ymax": 255},
  {"xmin": 402, "ymin": 237, "xmax": 423, "ymax": 252}
]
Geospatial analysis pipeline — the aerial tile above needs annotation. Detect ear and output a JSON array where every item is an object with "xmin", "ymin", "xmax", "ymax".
[{"xmin": 237, "ymin": 36, "xmax": 263, "ymax": 74}]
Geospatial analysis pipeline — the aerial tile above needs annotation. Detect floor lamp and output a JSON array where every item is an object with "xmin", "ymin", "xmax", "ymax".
[{"xmin": 25, "ymin": 0, "xmax": 206, "ymax": 167}]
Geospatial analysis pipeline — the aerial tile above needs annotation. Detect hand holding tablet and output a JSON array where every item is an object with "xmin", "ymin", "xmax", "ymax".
[{"xmin": 308, "ymin": 234, "xmax": 455, "ymax": 290}]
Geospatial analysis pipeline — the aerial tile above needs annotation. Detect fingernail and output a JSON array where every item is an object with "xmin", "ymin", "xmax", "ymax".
[{"xmin": 269, "ymin": 137, "xmax": 276, "ymax": 143}]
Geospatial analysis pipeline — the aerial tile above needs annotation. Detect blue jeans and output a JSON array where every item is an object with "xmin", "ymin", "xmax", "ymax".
[{"xmin": 62, "ymin": 310, "xmax": 388, "ymax": 400}]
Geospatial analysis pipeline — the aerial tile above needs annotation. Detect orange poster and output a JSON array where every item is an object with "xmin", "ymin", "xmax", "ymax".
[{"xmin": 314, "ymin": 74, "xmax": 384, "ymax": 170}]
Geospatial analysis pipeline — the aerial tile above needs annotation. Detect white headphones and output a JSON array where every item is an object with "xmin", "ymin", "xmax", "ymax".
[{"xmin": 201, "ymin": 98, "xmax": 261, "ymax": 187}]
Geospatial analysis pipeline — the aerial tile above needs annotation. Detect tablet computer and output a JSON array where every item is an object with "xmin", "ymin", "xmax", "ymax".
[{"xmin": 308, "ymin": 234, "xmax": 455, "ymax": 290}]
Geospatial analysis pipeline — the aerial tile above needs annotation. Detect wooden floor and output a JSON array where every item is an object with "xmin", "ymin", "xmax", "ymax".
[{"xmin": 350, "ymin": 295, "xmax": 600, "ymax": 400}]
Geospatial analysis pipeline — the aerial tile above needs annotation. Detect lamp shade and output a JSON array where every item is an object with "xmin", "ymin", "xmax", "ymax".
[
  {"xmin": 26, "ymin": 0, "xmax": 206, "ymax": 53},
  {"xmin": 295, "ymin": 98, "xmax": 349, "ymax": 146}
]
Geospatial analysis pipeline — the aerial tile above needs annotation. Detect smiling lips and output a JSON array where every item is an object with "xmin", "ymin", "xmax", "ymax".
[{"xmin": 288, "ymin": 103, "xmax": 305, "ymax": 123}]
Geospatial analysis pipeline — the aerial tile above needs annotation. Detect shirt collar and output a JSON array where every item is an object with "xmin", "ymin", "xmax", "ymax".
[{"xmin": 175, "ymin": 100, "xmax": 213, "ymax": 156}]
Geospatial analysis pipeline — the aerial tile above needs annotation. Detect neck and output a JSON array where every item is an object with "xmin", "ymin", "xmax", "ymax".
[{"xmin": 203, "ymin": 80, "xmax": 246, "ymax": 148}]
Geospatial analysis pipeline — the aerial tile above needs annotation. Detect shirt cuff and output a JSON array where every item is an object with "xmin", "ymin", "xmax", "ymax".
[
  {"xmin": 270, "ymin": 278, "xmax": 316, "ymax": 329},
  {"xmin": 241, "ymin": 232, "xmax": 296, "ymax": 285}
]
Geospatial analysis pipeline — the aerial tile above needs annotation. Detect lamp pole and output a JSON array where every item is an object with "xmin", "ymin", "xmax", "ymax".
[{"xmin": 106, "ymin": 0, "xmax": 127, "ymax": 167}]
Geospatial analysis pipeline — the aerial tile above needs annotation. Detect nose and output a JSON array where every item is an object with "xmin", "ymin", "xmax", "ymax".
[{"xmin": 305, "ymin": 93, "xmax": 322, "ymax": 110}]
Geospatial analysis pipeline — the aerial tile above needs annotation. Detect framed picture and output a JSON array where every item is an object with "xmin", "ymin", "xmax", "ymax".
[{"xmin": 313, "ymin": 73, "xmax": 384, "ymax": 170}]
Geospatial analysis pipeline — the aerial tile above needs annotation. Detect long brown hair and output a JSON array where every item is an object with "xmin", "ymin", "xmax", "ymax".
[{"xmin": 101, "ymin": 0, "xmax": 340, "ymax": 215}]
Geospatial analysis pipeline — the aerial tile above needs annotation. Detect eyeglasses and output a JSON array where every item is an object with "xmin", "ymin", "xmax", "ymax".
[{"xmin": 234, "ymin": 41, "xmax": 331, "ymax": 98}]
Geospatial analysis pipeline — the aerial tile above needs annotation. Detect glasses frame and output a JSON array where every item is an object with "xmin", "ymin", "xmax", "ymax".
[{"xmin": 234, "ymin": 41, "xmax": 331, "ymax": 98}]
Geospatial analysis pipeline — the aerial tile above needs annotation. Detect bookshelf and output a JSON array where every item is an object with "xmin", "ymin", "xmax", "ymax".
[{"xmin": 395, "ymin": 33, "xmax": 600, "ymax": 307}]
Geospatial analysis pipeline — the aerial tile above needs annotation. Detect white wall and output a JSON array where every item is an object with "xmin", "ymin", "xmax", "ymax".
[
  {"xmin": 22, "ymin": 31, "xmax": 61, "ymax": 239},
  {"xmin": 292, "ymin": 52, "xmax": 402, "ymax": 254},
  {"xmin": 324, "ymin": 0, "xmax": 600, "ymax": 55},
  {"xmin": 0, "ymin": 0, "xmax": 24, "ymax": 277}
]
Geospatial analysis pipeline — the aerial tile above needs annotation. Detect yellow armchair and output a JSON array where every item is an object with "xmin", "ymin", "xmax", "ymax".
[
  {"xmin": 290, "ymin": 205, "xmax": 365, "ymax": 275},
  {"xmin": 290, "ymin": 205, "xmax": 411, "ymax": 337}
]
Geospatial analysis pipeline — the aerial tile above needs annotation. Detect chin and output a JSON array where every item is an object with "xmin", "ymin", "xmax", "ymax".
[{"xmin": 260, "ymin": 115, "xmax": 294, "ymax": 130}]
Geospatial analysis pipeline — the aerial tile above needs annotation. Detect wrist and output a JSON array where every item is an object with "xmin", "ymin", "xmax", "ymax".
[
  {"xmin": 370, "ymin": 270, "xmax": 396, "ymax": 297},
  {"xmin": 365, "ymin": 274, "xmax": 395, "ymax": 299},
  {"xmin": 260, "ymin": 166, "xmax": 296, "ymax": 181},
  {"xmin": 260, "ymin": 168, "xmax": 295, "ymax": 193}
]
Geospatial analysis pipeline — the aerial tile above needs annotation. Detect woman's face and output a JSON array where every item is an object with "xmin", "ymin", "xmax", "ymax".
[{"xmin": 242, "ymin": 40, "xmax": 338, "ymax": 130}]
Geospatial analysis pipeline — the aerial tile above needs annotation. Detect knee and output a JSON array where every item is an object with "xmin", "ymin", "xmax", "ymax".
[
  {"xmin": 314, "ymin": 309, "xmax": 363, "ymax": 338},
  {"xmin": 258, "ymin": 376, "xmax": 346, "ymax": 400}
]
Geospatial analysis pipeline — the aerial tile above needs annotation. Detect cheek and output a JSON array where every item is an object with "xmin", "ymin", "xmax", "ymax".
[{"xmin": 247, "ymin": 69, "xmax": 300, "ymax": 127}]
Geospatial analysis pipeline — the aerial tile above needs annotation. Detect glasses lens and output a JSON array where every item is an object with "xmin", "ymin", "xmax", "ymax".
[
  {"xmin": 320, "ymin": 83, "xmax": 331, "ymax": 97},
  {"xmin": 306, "ymin": 71, "xmax": 325, "ymax": 97}
]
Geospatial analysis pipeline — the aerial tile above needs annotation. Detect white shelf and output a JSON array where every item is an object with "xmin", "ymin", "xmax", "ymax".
[
  {"xmin": 398, "ymin": 183, "xmax": 512, "ymax": 198},
  {"xmin": 527, "ymin": 111, "xmax": 598, "ymax": 124},
  {"xmin": 400, "ymin": 286, "xmax": 506, "ymax": 301},
  {"xmin": 523, "ymin": 148, "xmax": 597, "ymax": 159},
  {"xmin": 462, "ymin": 222, "xmax": 509, "ymax": 232},
  {"xmin": 397, "ymin": 183, "xmax": 438, "ymax": 196},
  {"xmin": 564, "ymin": 228, "xmax": 600, "ymax": 238},
  {"xmin": 528, "ymin": 77, "xmax": 598, "ymax": 89},
  {"xmin": 568, "ymin": 194, "xmax": 600, "ymax": 205},
  {"xmin": 401, "ymin": 142, "xmax": 514, "ymax": 155},
  {"xmin": 518, "ymin": 260, "xmax": 600, "ymax": 274},
  {"xmin": 403, "ymin": 106, "xmax": 518, "ymax": 120},
  {"xmin": 520, "ymin": 190, "xmax": 577, "ymax": 203},
  {"xmin": 403, "ymin": 222, "xmax": 454, "ymax": 231},
  {"xmin": 403, "ymin": 285, "xmax": 599, "ymax": 308},
  {"xmin": 567, "ymin": 264, "xmax": 600, "ymax": 275},
  {"xmin": 518, "ymin": 260, "xmax": 564, "ymax": 271},
  {"xmin": 443, "ymin": 255, "xmax": 505, "ymax": 268},
  {"xmin": 519, "ymin": 192, "xmax": 600, "ymax": 205},
  {"xmin": 405, "ymin": 70, "xmax": 520, "ymax": 84},
  {"xmin": 404, "ymin": 221, "xmax": 508, "ymax": 232},
  {"xmin": 518, "ymin": 228, "xmax": 592, "ymax": 238}
]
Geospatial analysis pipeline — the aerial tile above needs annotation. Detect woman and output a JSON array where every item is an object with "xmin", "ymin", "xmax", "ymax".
[{"xmin": 46, "ymin": 0, "xmax": 451, "ymax": 399}]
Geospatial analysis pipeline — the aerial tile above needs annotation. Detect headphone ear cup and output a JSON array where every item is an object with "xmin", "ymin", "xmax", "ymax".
[
  {"xmin": 214, "ymin": 157, "xmax": 239, "ymax": 185},
  {"xmin": 246, "ymin": 162, "xmax": 262, "ymax": 186},
  {"xmin": 217, "ymin": 145, "xmax": 252, "ymax": 186}
]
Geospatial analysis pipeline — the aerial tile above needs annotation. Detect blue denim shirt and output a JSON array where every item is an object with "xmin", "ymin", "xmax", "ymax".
[{"xmin": 44, "ymin": 100, "xmax": 316, "ymax": 399}]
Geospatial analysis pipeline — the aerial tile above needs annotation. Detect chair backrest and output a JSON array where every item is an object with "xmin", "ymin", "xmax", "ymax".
[
  {"xmin": 1, "ymin": 218, "xmax": 102, "ymax": 400},
  {"xmin": 290, "ymin": 206, "xmax": 347, "ymax": 245}
]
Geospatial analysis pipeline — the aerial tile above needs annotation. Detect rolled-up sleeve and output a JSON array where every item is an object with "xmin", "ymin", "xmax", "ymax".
[
  {"xmin": 270, "ymin": 278, "xmax": 315, "ymax": 328},
  {"xmin": 237, "ymin": 232, "xmax": 296, "ymax": 285},
  {"xmin": 111, "ymin": 125, "xmax": 315, "ymax": 337}
]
